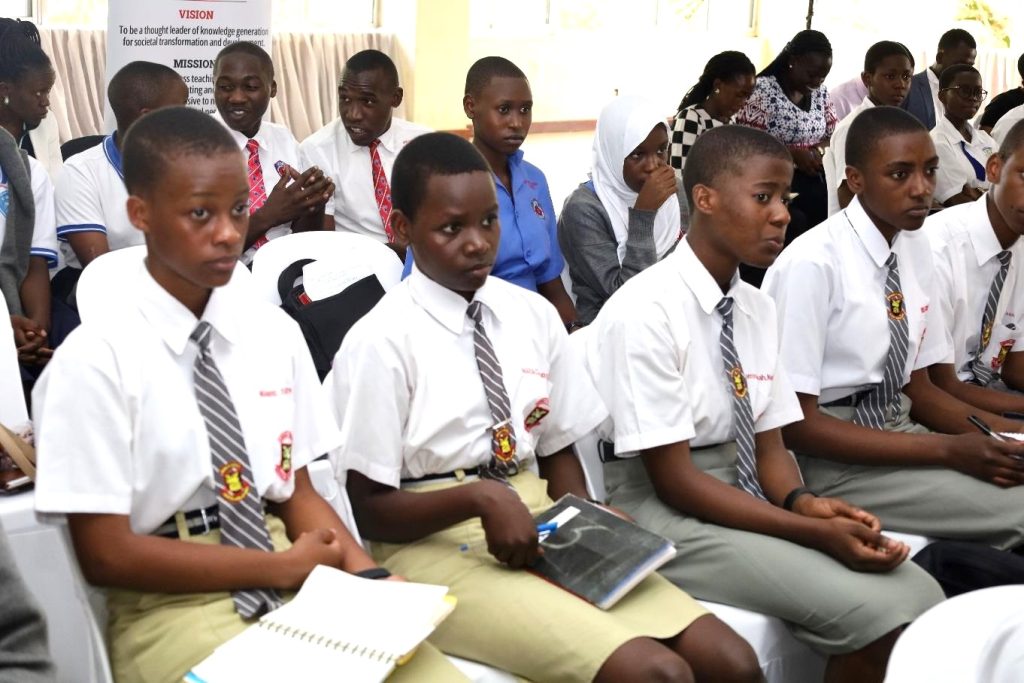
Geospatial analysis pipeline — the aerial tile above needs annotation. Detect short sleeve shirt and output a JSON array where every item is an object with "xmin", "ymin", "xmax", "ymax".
[
  {"xmin": 1, "ymin": 155, "xmax": 57, "ymax": 269},
  {"xmin": 762, "ymin": 197, "xmax": 948, "ymax": 403},
  {"xmin": 33, "ymin": 262, "xmax": 340, "ymax": 534},
  {"xmin": 329, "ymin": 266, "xmax": 606, "ymax": 488},
  {"xmin": 925, "ymin": 197, "xmax": 1024, "ymax": 379},
  {"xmin": 931, "ymin": 117, "xmax": 997, "ymax": 203},
  {"xmin": 584, "ymin": 238, "xmax": 802, "ymax": 456},
  {"xmin": 299, "ymin": 117, "xmax": 431, "ymax": 241},
  {"xmin": 55, "ymin": 135, "xmax": 139, "ymax": 270}
]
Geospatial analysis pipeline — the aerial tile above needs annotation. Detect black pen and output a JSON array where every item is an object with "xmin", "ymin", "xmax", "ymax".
[{"xmin": 967, "ymin": 415, "xmax": 1008, "ymax": 442}]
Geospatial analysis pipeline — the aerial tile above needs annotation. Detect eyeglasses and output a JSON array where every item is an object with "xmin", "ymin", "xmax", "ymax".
[{"xmin": 940, "ymin": 86, "xmax": 988, "ymax": 101}]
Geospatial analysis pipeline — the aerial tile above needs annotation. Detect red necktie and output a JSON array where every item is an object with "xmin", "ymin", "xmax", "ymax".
[
  {"xmin": 246, "ymin": 139, "xmax": 270, "ymax": 250},
  {"xmin": 369, "ymin": 139, "xmax": 394, "ymax": 243}
]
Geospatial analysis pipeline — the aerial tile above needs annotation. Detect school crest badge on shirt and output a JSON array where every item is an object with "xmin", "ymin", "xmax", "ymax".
[
  {"xmin": 729, "ymin": 367, "xmax": 748, "ymax": 399},
  {"xmin": 992, "ymin": 339, "xmax": 1016, "ymax": 370},
  {"xmin": 0, "ymin": 185, "xmax": 8, "ymax": 218},
  {"xmin": 276, "ymin": 431, "xmax": 293, "ymax": 481},
  {"xmin": 531, "ymin": 198, "xmax": 544, "ymax": 218},
  {"xmin": 524, "ymin": 398, "xmax": 550, "ymax": 432},
  {"xmin": 887, "ymin": 292, "xmax": 906, "ymax": 321},
  {"xmin": 218, "ymin": 461, "xmax": 251, "ymax": 502}
]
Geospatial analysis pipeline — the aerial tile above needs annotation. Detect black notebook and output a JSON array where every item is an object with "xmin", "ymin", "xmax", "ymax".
[{"xmin": 530, "ymin": 494, "xmax": 677, "ymax": 609}]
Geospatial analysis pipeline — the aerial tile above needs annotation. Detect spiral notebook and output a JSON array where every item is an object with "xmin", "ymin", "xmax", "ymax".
[{"xmin": 185, "ymin": 565, "xmax": 456, "ymax": 683}]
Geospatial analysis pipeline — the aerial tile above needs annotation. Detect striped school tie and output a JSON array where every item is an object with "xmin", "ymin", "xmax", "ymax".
[
  {"xmin": 969, "ymin": 250, "xmax": 1012, "ymax": 386},
  {"xmin": 467, "ymin": 301, "xmax": 519, "ymax": 480},
  {"xmin": 191, "ymin": 321, "xmax": 283, "ymax": 618},
  {"xmin": 716, "ymin": 297, "xmax": 766, "ymax": 500},
  {"xmin": 369, "ymin": 139, "xmax": 395, "ymax": 243},
  {"xmin": 245, "ymin": 139, "xmax": 268, "ymax": 214},
  {"xmin": 853, "ymin": 253, "xmax": 909, "ymax": 429}
]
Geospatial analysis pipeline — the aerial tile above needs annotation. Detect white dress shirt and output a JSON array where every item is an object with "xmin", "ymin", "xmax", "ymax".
[
  {"xmin": 329, "ymin": 265, "xmax": 606, "ymax": 487},
  {"xmin": 583, "ymin": 238, "xmax": 803, "ymax": 457},
  {"xmin": 931, "ymin": 117, "xmax": 997, "ymax": 203},
  {"xmin": 213, "ymin": 115, "xmax": 302, "ymax": 264},
  {"xmin": 824, "ymin": 97, "xmax": 874, "ymax": 217},
  {"xmin": 763, "ymin": 197, "xmax": 948, "ymax": 403},
  {"xmin": 54, "ymin": 135, "xmax": 139, "ymax": 270},
  {"xmin": 926, "ymin": 196, "xmax": 1024, "ymax": 380},
  {"xmin": 990, "ymin": 104, "xmax": 1024, "ymax": 145},
  {"xmin": 33, "ymin": 261, "xmax": 340, "ymax": 534},
  {"xmin": 830, "ymin": 76, "xmax": 869, "ymax": 122},
  {"xmin": 1, "ymin": 155, "xmax": 57, "ymax": 270},
  {"xmin": 927, "ymin": 68, "xmax": 945, "ymax": 126},
  {"xmin": 299, "ymin": 117, "xmax": 430, "ymax": 241}
]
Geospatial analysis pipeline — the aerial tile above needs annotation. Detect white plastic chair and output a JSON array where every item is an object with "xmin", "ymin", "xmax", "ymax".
[
  {"xmin": 886, "ymin": 585, "xmax": 1024, "ymax": 682},
  {"xmin": 249, "ymin": 231, "xmax": 402, "ymax": 306},
  {"xmin": 76, "ymin": 245, "xmax": 252, "ymax": 324}
]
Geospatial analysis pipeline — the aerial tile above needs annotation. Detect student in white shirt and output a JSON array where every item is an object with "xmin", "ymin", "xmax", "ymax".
[
  {"xmin": 901, "ymin": 28, "xmax": 977, "ymax": 131},
  {"xmin": 56, "ymin": 61, "xmax": 188, "ymax": 272},
  {"xmin": 212, "ymin": 42, "xmax": 334, "ymax": 265},
  {"xmin": 931, "ymin": 65, "xmax": 998, "ymax": 207},
  {"xmin": 584, "ymin": 124, "xmax": 944, "ymax": 681},
  {"xmin": 32, "ymin": 107, "xmax": 459, "ymax": 683},
  {"xmin": 925, "ymin": 120, "xmax": 1024, "ymax": 414},
  {"xmin": 764, "ymin": 106, "xmax": 1024, "ymax": 549},
  {"xmin": 826, "ymin": 41, "xmax": 914, "ymax": 216},
  {"xmin": 1, "ymin": 126, "xmax": 56, "ymax": 370},
  {"xmin": 300, "ymin": 49, "xmax": 429, "ymax": 252},
  {"xmin": 991, "ymin": 103, "xmax": 1024, "ymax": 146},
  {"xmin": 334, "ymin": 132, "xmax": 761, "ymax": 683}
]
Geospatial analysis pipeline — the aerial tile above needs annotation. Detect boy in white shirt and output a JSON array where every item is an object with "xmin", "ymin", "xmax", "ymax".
[
  {"xmin": 584, "ymin": 125, "xmax": 943, "ymax": 682},
  {"xmin": 32, "ymin": 107, "xmax": 459, "ymax": 683},
  {"xmin": 333, "ymin": 132, "xmax": 761, "ymax": 682},
  {"xmin": 55, "ymin": 61, "xmax": 188, "ymax": 271},
  {"xmin": 212, "ymin": 42, "xmax": 334, "ymax": 265},
  {"xmin": 299, "ymin": 49, "xmax": 429, "ymax": 252},
  {"xmin": 825, "ymin": 41, "xmax": 914, "ymax": 216},
  {"xmin": 763, "ymin": 106, "xmax": 1024, "ymax": 550},
  {"xmin": 925, "ymin": 119, "xmax": 1024, "ymax": 413}
]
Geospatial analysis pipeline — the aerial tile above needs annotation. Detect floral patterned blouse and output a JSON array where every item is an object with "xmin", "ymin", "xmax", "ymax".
[{"xmin": 735, "ymin": 75, "xmax": 837, "ymax": 149}]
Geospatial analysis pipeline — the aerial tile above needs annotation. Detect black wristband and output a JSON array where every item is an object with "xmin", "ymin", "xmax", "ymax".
[
  {"xmin": 354, "ymin": 567, "xmax": 392, "ymax": 580},
  {"xmin": 782, "ymin": 486, "xmax": 817, "ymax": 511}
]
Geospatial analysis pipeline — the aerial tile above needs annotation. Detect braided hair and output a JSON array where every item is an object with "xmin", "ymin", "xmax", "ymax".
[
  {"xmin": 0, "ymin": 18, "xmax": 51, "ymax": 84},
  {"xmin": 678, "ymin": 51, "xmax": 755, "ymax": 112},
  {"xmin": 758, "ymin": 29, "xmax": 832, "ymax": 80}
]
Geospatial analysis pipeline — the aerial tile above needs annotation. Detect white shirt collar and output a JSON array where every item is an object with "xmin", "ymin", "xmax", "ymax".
[
  {"xmin": 966, "ymin": 196, "xmax": 1005, "ymax": 267},
  {"xmin": 407, "ymin": 264, "xmax": 505, "ymax": 335},
  {"xmin": 844, "ymin": 196, "xmax": 897, "ymax": 268},
  {"xmin": 136, "ymin": 261, "xmax": 242, "ymax": 356},
  {"xmin": 675, "ymin": 237, "xmax": 749, "ymax": 316},
  {"xmin": 338, "ymin": 116, "xmax": 400, "ymax": 154},
  {"xmin": 212, "ymin": 110, "xmax": 270, "ymax": 149}
]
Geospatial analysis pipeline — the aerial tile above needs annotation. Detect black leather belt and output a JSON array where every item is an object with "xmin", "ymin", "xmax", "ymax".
[
  {"xmin": 153, "ymin": 504, "xmax": 220, "ymax": 538},
  {"xmin": 401, "ymin": 466, "xmax": 481, "ymax": 485}
]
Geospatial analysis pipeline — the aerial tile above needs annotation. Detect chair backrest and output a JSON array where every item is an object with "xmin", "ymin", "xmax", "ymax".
[
  {"xmin": 249, "ymin": 231, "xmax": 402, "ymax": 306},
  {"xmin": 0, "ymin": 291, "xmax": 28, "ymax": 425},
  {"xmin": 76, "ymin": 246, "xmax": 252, "ymax": 324},
  {"xmin": 60, "ymin": 134, "xmax": 106, "ymax": 162}
]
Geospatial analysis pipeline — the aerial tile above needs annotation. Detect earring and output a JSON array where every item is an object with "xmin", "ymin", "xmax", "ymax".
[
  {"xmin": 714, "ymin": 88, "xmax": 720, "ymax": 94},
  {"xmin": 2, "ymin": 96, "xmax": 7, "ymax": 106}
]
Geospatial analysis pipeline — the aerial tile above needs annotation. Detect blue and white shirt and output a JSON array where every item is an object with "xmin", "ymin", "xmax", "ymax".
[
  {"xmin": 0, "ymin": 154, "xmax": 58, "ymax": 270},
  {"xmin": 55, "ymin": 134, "xmax": 140, "ymax": 270}
]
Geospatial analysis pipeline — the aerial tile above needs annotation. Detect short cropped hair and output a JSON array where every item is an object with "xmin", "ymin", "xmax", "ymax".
[
  {"xmin": 465, "ymin": 56, "xmax": 527, "ymax": 98},
  {"xmin": 214, "ymin": 41, "xmax": 273, "ymax": 78},
  {"xmin": 682, "ymin": 125, "xmax": 791, "ymax": 202},
  {"xmin": 998, "ymin": 119, "xmax": 1024, "ymax": 159},
  {"xmin": 939, "ymin": 63, "xmax": 980, "ymax": 89},
  {"xmin": 342, "ymin": 49, "xmax": 399, "ymax": 87},
  {"xmin": 937, "ymin": 28, "xmax": 976, "ymax": 51},
  {"xmin": 1018, "ymin": 53, "xmax": 1024, "ymax": 81},
  {"xmin": 864, "ymin": 41, "xmax": 915, "ymax": 72},
  {"xmin": 845, "ymin": 106, "xmax": 928, "ymax": 170},
  {"xmin": 122, "ymin": 106, "xmax": 240, "ymax": 196},
  {"xmin": 392, "ymin": 132, "xmax": 490, "ymax": 220},
  {"xmin": 108, "ymin": 61, "xmax": 185, "ymax": 131}
]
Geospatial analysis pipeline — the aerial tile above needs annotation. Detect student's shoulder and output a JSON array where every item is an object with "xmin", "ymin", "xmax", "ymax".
[
  {"xmin": 923, "ymin": 201, "xmax": 975, "ymax": 246},
  {"xmin": 516, "ymin": 155, "xmax": 551, "ymax": 186},
  {"xmin": 300, "ymin": 117, "xmax": 343, "ymax": 151},
  {"xmin": 259, "ymin": 119, "xmax": 300, "ymax": 148},
  {"xmin": 335, "ymin": 280, "xmax": 417, "ymax": 349},
  {"xmin": 59, "ymin": 139, "xmax": 111, "ymax": 176},
  {"xmin": 391, "ymin": 117, "xmax": 433, "ymax": 140},
  {"xmin": 485, "ymin": 275, "xmax": 558, "ymax": 319}
]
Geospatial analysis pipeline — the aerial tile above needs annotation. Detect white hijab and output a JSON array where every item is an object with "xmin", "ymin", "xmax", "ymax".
[{"xmin": 591, "ymin": 95, "xmax": 681, "ymax": 264}]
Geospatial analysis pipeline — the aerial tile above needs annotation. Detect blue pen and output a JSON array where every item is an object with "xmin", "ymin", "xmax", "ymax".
[{"xmin": 459, "ymin": 522, "xmax": 559, "ymax": 552}]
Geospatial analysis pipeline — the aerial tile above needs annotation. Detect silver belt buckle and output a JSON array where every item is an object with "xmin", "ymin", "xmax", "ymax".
[{"xmin": 199, "ymin": 506, "xmax": 212, "ymax": 534}]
